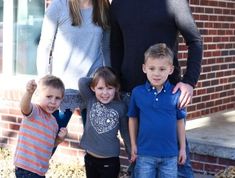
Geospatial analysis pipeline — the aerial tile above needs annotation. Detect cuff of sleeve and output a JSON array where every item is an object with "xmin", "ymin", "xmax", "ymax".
[{"xmin": 181, "ymin": 78, "xmax": 196, "ymax": 88}]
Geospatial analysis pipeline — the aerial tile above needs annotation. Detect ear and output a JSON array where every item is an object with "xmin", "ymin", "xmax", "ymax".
[
  {"xmin": 169, "ymin": 65, "xmax": 174, "ymax": 75},
  {"xmin": 90, "ymin": 86, "xmax": 95, "ymax": 92},
  {"xmin": 142, "ymin": 64, "xmax": 147, "ymax": 74}
]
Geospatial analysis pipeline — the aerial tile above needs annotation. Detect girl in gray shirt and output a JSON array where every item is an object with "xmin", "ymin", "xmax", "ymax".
[{"xmin": 79, "ymin": 67, "xmax": 130, "ymax": 178}]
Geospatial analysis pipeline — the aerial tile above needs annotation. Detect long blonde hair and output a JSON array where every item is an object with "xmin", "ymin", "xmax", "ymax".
[{"xmin": 68, "ymin": 0, "xmax": 110, "ymax": 29}]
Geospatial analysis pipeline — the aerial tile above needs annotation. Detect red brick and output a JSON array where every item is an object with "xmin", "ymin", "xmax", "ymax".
[
  {"xmin": 218, "ymin": 158, "xmax": 235, "ymax": 166},
  {"xmin": 191, "ymin": 160, "xmax": 204, "ymax": 170},
  {"xmin": 1, "ymin": 115, "xmax": 17, "ymax": 123},
  {"xmin": 204, "ymin": 163, "xmax": 226, "ymax": 173},
  {"xmin": 193, "ymin": 154, "xmax": 218, "ymax": 163}
]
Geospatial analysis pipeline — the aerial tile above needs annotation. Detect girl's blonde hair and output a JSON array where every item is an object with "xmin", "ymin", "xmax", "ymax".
[
  {"xmin": 91, "ymin": 67, "xmax": 120, "ymax": 100},
  {"xmin": 69, "ymin": 0, "xmax": 110, "ymax": 29}
]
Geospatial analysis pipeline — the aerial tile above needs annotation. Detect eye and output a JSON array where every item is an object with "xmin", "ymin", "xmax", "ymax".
[
  {"xmin": 56, "ymin": 96, "xmax": 62, "ymax": 100},
  {"xmin": 47, "ymin": 95, "xmax": 52, "ymax": 99},
  {"xmin": 107, "ymin": 86, "xmax": 115, "ymax": 90},
  {"xmin": 149, "ymin": 67, "xmax": 155, "ymax": 71}
]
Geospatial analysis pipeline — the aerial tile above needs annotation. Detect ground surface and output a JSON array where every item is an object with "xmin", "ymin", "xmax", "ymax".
[{"xmin": 0, "ymin": 147, "xmax": 129, "ymax": 178}]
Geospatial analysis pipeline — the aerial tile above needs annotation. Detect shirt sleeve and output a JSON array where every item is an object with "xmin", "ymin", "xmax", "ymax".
[
  {"xmin": 22, "ymin": 104, "xmax": 38, "ymax": 120},
  {"xmin": 78, "ymin": 77, "xmax": 94, "ymax": 102},
  {"xmin": 177, "ymin": 108, "xmax": 187, "ymax": 120},
  {"xmin": 127, "ymin": 90, "xmax": 139, "ymax": 118},
  {"xmin": 36, "ymin": 0, "xmax": 60, "ymax": 76},
  {"xmin": 172, "ymin": 0, "xmax": 203, "ymax": 87}
]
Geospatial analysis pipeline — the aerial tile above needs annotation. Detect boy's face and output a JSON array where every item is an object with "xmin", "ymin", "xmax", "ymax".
[
  {"xmin": 37, "ymin": 86, "xmax": 63, "ymax": 114},
  {"xmin": 142, "ymin": 57, "xmax": 174, "ymax": 90},
  {"xmin": 91, "ymin": 78, "xmax": 116, "ymax": 104}
]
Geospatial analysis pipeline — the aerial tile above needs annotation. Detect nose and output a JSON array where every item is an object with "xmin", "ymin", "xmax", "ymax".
[
  {"xmin": 103, "ymin": 89, "xmax": 109, "ymax": 95},
  {"xmin": 154, "ymin": 69, "xmax": 161, "ymax": 76},
  {"xmin": 50, "ymin": 97, "xmax": 57, "ymax": 104}
]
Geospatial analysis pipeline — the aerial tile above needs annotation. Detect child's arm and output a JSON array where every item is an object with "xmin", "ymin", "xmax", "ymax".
[
  {"xmin": 177, "ymin": 119, "xmax": 186, "ymax": 165},
  {"xmin": 129, "ymin": 117, "xmax": 138, "ymax": 163},
  {"xmin": 55, "ymin": 127, "xmax": 68, "ymax": 146},
  {"xmin": 119, "ymin": 108, "xmax": 131, "ymax": 158},
  {"xmin": 78, "ymin": 77, "xmax": 93, "ymax": 101},
  {"xmin": 20, "ymin": 80, "xmax": 37, "ymax": 115}
]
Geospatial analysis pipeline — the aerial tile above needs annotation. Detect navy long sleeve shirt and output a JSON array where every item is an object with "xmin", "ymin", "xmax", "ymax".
[{"xmin": 110, "ymin": 0, "xmax": 203, "ymax": 92}]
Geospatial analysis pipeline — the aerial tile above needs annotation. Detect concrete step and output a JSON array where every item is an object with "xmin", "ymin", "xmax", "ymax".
[{"xmin": 194, "ymin": 173, "xmax": 214, "ymax": 178}]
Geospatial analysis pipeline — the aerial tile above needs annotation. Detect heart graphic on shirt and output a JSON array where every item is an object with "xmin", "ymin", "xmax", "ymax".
[{"xmin": 89, "ymin": 102, "xmax": 119, "ymax": 134}]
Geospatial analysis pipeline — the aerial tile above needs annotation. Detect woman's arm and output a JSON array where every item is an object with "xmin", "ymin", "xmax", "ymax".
[{"xmin": 37, "ymin": 0, "xmax": 60, "ymax": 76}]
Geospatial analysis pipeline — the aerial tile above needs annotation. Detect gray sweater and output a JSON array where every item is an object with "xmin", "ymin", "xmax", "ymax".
[
  {"xmin": 79, "ymin": 77, "xmax": 130, "ymax": 157},
  {"xmin": 37, "ymin": 0, "xmax": 110, "ymax": 90}
]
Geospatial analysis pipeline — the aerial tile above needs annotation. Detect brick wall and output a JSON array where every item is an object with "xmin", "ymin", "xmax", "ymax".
[
  {"xmin": 0, "ymin": 0, "xmax": 235, "ymax": 175},
  {"xmin": 185, "ymin": 0, "xmax": 235, "ymax": 120},
  {"xmin": 191, "ymin": 153, "xmax": 235, "ymax": 175}
]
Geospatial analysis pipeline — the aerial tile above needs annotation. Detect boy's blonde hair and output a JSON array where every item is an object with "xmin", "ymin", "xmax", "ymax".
[
  {"xmin": 38, "ymin": 75, "xmax": 65, "ymax": 97},
  {"xmin": 144, "ymin": 43, "xmax": 174, "ymax": 64}
]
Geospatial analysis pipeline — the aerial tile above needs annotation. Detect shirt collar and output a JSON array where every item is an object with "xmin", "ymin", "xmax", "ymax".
[{"xmin": 145, "ymin": 80, "xmax": 171, "ymax": 93}]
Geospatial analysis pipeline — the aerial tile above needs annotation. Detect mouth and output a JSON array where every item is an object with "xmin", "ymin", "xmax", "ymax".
[
  {"xmin": 48, "ymin": 106, "xmax": 56, "ymax": 112},
  {"xmin": 101, "ymin": 97, "xmax": 110, "ymax": 101}
]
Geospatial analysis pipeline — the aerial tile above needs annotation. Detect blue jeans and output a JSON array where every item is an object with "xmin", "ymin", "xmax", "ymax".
[
  {"xmin": 53, "ymin": 109, "xmax": 73, "ymax": 128},
  {"xmin": 15, "ymin": 167, "xmax": 45, "ymax": 178},
  {"xmin": 134, "ymin": 155, "xmax": 178, "ymax": 178},
  {"xmin": 177, "ymin": 140, "xmax": 194, "ymax": 178},
  {"xmin": 51, "ymin": 109, "xmax": 73, "ymax": 155}
]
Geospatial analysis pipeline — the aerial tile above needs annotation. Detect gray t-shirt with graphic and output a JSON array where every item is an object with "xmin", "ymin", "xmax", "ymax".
[{"xmin": 79, "ymin": 77, "xmax": 130, "ymax": 157}]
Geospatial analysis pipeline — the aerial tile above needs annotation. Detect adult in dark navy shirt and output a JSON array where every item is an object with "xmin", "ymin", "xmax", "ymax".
[
  {"xmin": 110, "ymin": 0, "xmax": 203, "ymax": 108},
  {"xmin": 110, "ymin": 0, "xmax": 203, "ymax": 177}
]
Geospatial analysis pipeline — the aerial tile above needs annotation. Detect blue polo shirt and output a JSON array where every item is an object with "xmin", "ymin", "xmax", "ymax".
[{"xmin": 128, "ymin": 80, "xmax": 186, "ymax": 157}]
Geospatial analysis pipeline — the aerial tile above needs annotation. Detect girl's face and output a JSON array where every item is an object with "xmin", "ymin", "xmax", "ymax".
[
  {"xmin": 142, "ymin": 57, "xmax": 174, "ymax": 91},
  {"xmin": 38, "ymin": 86, "xmax": 63, "ymax": 114},
  {"xmin": 91, "ymin": 78, "xmax": 116, "ymax": 104}
]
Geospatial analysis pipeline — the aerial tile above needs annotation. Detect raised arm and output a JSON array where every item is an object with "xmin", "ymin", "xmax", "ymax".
[
  {"xmin": 20, "ymin": 80, "xmax": 37, "ymax": 115},
  {"xmin": 78, "ymin": 77, "xmax": 94, "ymax": 101}
]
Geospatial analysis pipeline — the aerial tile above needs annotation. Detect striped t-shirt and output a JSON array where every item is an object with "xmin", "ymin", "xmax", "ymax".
[{"xmin": 14, "ymin": 104, "xmax": 58, "ymax": 176}]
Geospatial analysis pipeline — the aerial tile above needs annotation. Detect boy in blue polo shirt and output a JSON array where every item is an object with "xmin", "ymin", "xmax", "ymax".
[{"xmin": 128, "ymin": 43, "xmax": 186, "ymax": 178}]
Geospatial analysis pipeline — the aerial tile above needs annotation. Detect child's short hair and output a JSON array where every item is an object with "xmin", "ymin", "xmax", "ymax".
[
  {"xmin": 91, "ymin": 66, "xmax": 120, "ymax": 99},
  {"xmin": 38, "ymin": 75, "xmax": 65, "ymax": 97},
  {"xmin": 144, "ymin": 43, "xmax": 174, "ymax": 64}
]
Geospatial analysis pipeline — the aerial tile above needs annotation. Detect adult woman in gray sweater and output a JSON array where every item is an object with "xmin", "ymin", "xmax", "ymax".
[{"xmin": 37, "ymin": 0, "xmax": 110, "ymax": 129}]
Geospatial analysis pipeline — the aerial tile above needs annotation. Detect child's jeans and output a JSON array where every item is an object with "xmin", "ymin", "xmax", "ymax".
[
  {"xmin": 177, "ymin": 140, "xmax": 194, "ymax": 178},
  {"xmin": 134, "ymin": 155, "xmax": 178, "ymax": 178},
  {"xmin": 84, "ymin": 153, "xmax": 120, "ymax": 178},
  {"xmin": 15, "ymin": 167, "xmax": 45, "ymax": 178}
]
